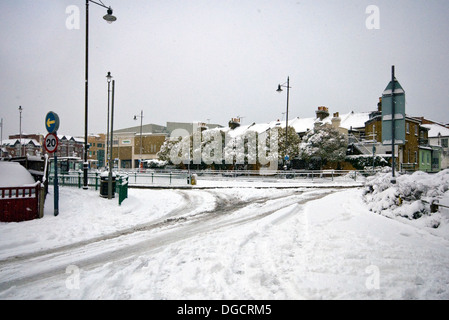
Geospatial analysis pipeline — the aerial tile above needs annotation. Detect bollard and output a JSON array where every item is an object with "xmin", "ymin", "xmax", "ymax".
[{"xmin": 95, "ymin": 172, "xmax": 99, "ymax": 190}]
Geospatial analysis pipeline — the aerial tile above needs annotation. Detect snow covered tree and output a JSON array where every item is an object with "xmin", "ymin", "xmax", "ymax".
[
  {"xmin": 273, "ymin": 126, "xmax": 301, "ymax": 163},
  {"xmin": 157, "ymin": 135, "xmax": 191, "ymax": 165},
  {"xmin": 299, "ymin": 126, "xmax": 347, "ymax": 168},
  {"xmin": 157, "ymin": 138, "xmax": 179, "ymax": 162}
]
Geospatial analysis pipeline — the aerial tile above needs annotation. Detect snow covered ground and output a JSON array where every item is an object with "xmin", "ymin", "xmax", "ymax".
[{"xmin": 1, "ymin": 171, "xmax": 449, "ymax": 300}]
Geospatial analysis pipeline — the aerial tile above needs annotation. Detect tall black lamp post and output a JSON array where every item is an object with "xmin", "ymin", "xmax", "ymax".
[
  {"xmin": 83, "ymin": 0, "xmax": 117, "ymax": 190},
  {"xmin": 106, "ymin": 71, "xmax": 113, "ymax": 168},
  {"xmin": 107, "ymin": 80, "xmax": 115, "ymax": 199},
  {"xmin": 276, "ymin": 77, "xmax": 291, "ymax": 170}
]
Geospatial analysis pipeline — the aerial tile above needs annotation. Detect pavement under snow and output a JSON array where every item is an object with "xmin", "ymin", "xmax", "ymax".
[{"xmin": 1, "ymin": 172, "xmax": 449, "ymax": 300}]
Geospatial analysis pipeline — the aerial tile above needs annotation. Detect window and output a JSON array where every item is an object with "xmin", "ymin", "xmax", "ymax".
[
  {"xmin": 442, "ymin": 138, "xmax": 448, "ymax": 148},
  {"xmin": 414, "ymin": 151, "xmax": 418, "ymax": 163},
  {"xmin": 415, "ymin": 125, "xmax": 418, "ymax": 136},
  {"xmin": 406, "ymin": 122, "xmax": 410, "ymax": 134}
]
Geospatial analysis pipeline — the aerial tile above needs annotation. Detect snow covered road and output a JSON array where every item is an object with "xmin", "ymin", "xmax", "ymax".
[{"xmin": 1, "ymin": 185, "xmax": 449, "ymax": 299}]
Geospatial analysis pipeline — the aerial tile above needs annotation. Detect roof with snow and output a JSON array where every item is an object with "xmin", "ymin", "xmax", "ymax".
[
  {"xmin": 204, "ymin": 111, "xmax": 371, "ymax": 138},
  {"xmin": 280, "ymin": 111, "xmax": 370, "ymax": 134},
  {"xmin": 422, "ymin": 124, "xmax": 449, "ymax": 138},
  {"xmin": 1, "ymin": 139, "xmax": 41, "ymax": 147}
]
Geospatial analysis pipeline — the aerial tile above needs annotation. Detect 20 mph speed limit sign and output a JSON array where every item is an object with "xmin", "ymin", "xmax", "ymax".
[{"xmin": 44, "ymin": 133, "xmax": 59, "ymax": 153}]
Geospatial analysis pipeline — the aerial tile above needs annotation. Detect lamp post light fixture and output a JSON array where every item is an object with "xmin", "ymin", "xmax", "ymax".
[
  {"xmin": 134, "ymin": 110, "xmax": 144, "ymax": 170},
  {"xmin": 276, "ymin": 77, "xmax": 291, "ymax": 170},
  {"xmin": 18, "ymin": 105, "xmax": 23, "ymax": 157},
  {"xmin": 83, "ymin": 0, "xmax": 117, "ymax": 190},
  {"xmin": 106, "ymin": 71, "xmax": 113, "ymax": 168}
]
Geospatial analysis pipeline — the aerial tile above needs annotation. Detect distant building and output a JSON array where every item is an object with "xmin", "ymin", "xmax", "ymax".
[
  {"xmin": 100, "ymin": 121, "xmax": 223, "ymax": 169},
  {"xmin": 87, "ymin": 134, "xmax": 106, "ymax": 168},
  {"xmin": 3, "ymin": 133, "xmax": 43, "ymax": 158},
  {"xmin": 166, "ymin": 121, "xmax": 223, "ymax": 135},
  {"xmin": 415, "ymin": 118, "xmax": 449, "ymax": 169},
  {"xmin": 55, "ymin": 135, "xmax": 84, "ymax": 159}
]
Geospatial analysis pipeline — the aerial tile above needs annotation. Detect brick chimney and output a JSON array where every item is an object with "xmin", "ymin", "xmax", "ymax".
[
  {"xmin": 228, "ymin": 117, "xmax": 241, "ymax": 130},
  {"xmin": 316, "ymin": 106, "xmax": 329, "ymax": 121}
]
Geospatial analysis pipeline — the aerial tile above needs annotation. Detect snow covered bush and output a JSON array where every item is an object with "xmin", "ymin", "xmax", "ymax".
[
  {"xmin": 345, "ymin": 155, "xmax": 390, "ymax": 171},
  {"xmin": 364, "ymin": 170, "xmax": 449, "ymax": 228},
  {"xmin": 144, "ymin": 159, "xmax": 168, "ymax": 169},
  {"xmin": 299, "ymin": 126, "xmax": 347, "ymax": 169}
]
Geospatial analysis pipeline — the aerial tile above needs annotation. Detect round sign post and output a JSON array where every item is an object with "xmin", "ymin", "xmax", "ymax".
[
  {"xmin": 44, "ymin": 133, "xmax": 59, "ymax": 154},
  {"xmin": 45, "ymin": 111, "xmax": 60, "ymax": 134},
  {"xmin": 44, "ymin": 111, "xmax": 60, "ymax": 217}
]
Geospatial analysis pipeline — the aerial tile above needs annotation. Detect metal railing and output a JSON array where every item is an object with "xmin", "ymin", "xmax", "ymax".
[
  {"xmin": 48, "ymin": 171, "xmax": 129, "ymax": 205},
  {"xmin": 49, "ymin": 169, "xmax": 375, "ymax": 189},
  {"xmin": 118, "ymin": 168, "xmax": 376, "ymax": 184}
]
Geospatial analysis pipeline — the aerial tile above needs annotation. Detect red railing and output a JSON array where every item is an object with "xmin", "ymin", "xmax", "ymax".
[{"xmin": 0, "ymin": 183, "xmax": 41, "ymax": 222}]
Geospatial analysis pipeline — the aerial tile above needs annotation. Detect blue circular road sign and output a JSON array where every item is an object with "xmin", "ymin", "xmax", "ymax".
[{"xmin": 45, "ymin": 111, "xmax": 60, "ymax": 133}]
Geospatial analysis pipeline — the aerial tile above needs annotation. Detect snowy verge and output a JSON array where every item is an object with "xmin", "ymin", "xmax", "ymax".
[{"xmin": 363, "ymin": 170, "xmax": 449, "ymax": 238}]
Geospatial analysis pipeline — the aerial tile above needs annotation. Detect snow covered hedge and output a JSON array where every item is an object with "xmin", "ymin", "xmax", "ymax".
[
  {"xmin": 363, "ymin": 169, "xmax": 449, "ymax": 228},
  {"xmin": 345, "ymin": 155, "xmax": 390, "ymax": 171}
]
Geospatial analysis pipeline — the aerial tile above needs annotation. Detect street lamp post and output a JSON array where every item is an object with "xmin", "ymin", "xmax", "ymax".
[
  {"xmin": 108, "ymin": 79, "xmax": 115, "ymax": 199},
  {"xmin": 134, "ymin": 110, "xmax": 143, "ymax": 170},
  {"xmin": 0, "ymin": 118, "xmax": 3, "ymax": 157},
  {"xmin": 18, "ymin": 105, "xmax": 23, "ymax": 157},
  {"xmin": 106, "ymin": 71, "xmax": 113, "ymax": 169},
  {"xmin": 276, "ymin": 77, "xmax": 291, "ymax": 170},
  {"xmin": 83, "ymin": 0, "xmax": 116, "ymax": 190}
]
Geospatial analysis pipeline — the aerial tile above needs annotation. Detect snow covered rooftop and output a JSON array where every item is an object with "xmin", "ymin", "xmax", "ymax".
[
  {"xmin": 422, "ymin": 124, "xmax": 449, "ymax": 138},
  {"xmin": 203, "ymin": 111, "xmax": 371, "ymax": 138},
  {"xmin": 277, "ymin": 111, "xmax": 371, "ymax": 134},
  {"xmin": 340, "ymin": 111, "xmax": 371, "ymax": 130},
  {"xmin": 1, "ymin": 138, "xmax": 41, "ymax": 147}
]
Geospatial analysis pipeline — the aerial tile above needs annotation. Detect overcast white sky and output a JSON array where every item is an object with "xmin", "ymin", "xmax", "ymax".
[{"xmin": 1, "ymin": 0, "xmax": 449, "ymax": 138}]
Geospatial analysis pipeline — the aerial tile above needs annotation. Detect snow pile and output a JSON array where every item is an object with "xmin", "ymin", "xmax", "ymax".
[
  {"xmin": 0, "ymin": 161, "xmax": 36, "ymax": 187},
  {"xmin": 364, "ymin": 170, "xmax": 449, "ymax": 232}
]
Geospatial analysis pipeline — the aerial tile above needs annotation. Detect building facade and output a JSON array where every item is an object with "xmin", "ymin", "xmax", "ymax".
[
  {"xmin": 364, "ymin": 100, "xmax": 441, "ymax": 172},
  {"xmin": 87, "ymin": 134, "xmax": 106, "ymax": 168},
  {"xmin": 109, "ymin": 133, "xmax": 167, "ymax": 169}
]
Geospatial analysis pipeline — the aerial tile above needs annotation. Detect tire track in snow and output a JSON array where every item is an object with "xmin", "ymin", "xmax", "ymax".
[{"xmin": 0, "ymin": 188, "xmax": 339, "ymax": 293}]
